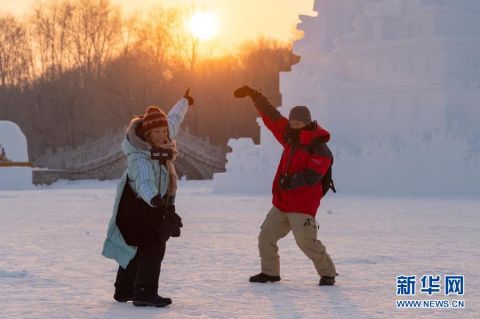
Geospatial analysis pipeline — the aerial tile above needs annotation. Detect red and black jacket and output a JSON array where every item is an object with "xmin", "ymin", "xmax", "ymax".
[{"xmin": 254, "ymin": 94, "xmax": 332, "ymax": 217}]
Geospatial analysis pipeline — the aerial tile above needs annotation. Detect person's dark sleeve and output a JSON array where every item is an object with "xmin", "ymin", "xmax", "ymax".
[
  {"xmin": 289, "ymin": 143, "xmax": 332, "ymax": 189},
  {"xmin": 252, "ymin": 94, "xmax": 289, "ymax": 147}
]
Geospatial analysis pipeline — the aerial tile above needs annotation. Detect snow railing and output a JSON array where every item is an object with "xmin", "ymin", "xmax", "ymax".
[{"xmin": 35, "ymin": 126, "xmax": 226, "ymax": 170}]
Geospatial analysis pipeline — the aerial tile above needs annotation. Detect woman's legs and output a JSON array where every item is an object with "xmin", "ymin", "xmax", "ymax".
[
  {"xmin": 134, "ymin": 241, "xmax": 166, "ymax": 296},
  {"xmin": 132, "ymin": 241, "xmax": 172, "ymax": 306},
  {"xmin": 114, "ymin": 241, "xmax": 168, "ymax": 305},
  {"xmin": 114, "ymin": 255, "xmax": 138, "ymax": 302}
]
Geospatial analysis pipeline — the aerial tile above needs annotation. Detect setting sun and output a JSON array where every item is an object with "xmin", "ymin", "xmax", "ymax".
[{"xmin": 188, "ymin": 11, "xmax": 218, "ymax": 41}]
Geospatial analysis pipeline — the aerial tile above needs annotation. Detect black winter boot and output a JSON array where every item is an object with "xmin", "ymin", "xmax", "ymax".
[
  {"xmin": 114, "ymin": 259, "xmax": 138, "ymax": 302},
  {"xmin": 133, "ymin": 286, "xmax": 172, "ymax": 307},
  {"xmin": 319, "ymin": 276, "xmax": 336, "ymax": 286},
  {"xmin": 249, "ymin": 273, "xmax": 281, "ymax": 283},
  {"xmin": 130, "ymin": 240, "xmax": 168, "ymax": 306},
  {"xmin": 114, "ymin": 291, "xmax": 134, "ymax": 303}
]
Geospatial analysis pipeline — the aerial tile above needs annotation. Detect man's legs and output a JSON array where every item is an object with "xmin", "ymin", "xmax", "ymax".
[
  {"xmin": 258, "ymin": 206, "xmax": 291, "ymax": 276},
  {"xmin": 287, "ymin": 213, "xmax": 337, "ymax": 278}
]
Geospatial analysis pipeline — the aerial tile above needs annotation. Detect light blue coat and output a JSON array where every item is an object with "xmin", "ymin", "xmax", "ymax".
[{"xmin": 102, "ymin": 98, "xmax": 189, "ymax": 268}]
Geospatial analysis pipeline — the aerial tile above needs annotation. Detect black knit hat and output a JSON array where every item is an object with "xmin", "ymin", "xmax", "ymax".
[{"xmin": 289, "ymin": 105, "xmax": 312, "ymax": 125}]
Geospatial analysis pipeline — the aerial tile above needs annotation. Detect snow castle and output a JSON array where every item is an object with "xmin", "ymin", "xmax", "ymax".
[
  {"xmin": 214, "ymin": 0, "xmax": 480, "ymax": 196},
  {"xmin": 0, "ymin": 121, "xmax": 33, "ymax": 190}
]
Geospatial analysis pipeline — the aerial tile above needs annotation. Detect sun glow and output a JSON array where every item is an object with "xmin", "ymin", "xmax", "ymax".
[{"xmin": 188, "ymin": 11, "xmax": 218, "ymax": 41}]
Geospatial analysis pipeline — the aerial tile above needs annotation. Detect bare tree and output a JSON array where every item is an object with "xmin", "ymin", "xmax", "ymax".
[
  {"xmin": 0, "ymin": 15, "xmax": 33, "ymax": 87},
  {"xmin": 97, "ymin": 6, "xmax": 189, "ymax": 120},
  {"xmin": 26, "ymin": 0, "xmax": 124, "ymax": 149},
  {"xmin": 133, "ymin": 7, "xmax": 183, "ymax": 68},
  {"xmin": 30, "ymin": 0, "xmax": 75, "ymax": 79},
  {"xmin": 69, "ymin": 0, "xmax": 122, "ymax": 78},
  {"xmin": 0, "ymin": 15, "xmax": 33, "ymax": 119}
]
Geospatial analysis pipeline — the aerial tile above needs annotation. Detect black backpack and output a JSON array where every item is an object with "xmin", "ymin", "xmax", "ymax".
[{"xmin": 308, "ymin": 138, "xmax": 337, "ymax": 197}]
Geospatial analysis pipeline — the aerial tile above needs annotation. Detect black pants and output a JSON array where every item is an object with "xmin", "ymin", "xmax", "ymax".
[{"xmin": 114, "ymin": 241, "xmax": 166, "ymax": 297}]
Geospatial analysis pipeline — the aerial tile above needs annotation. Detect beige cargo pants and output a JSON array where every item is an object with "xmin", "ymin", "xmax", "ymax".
[{"xmin": 258, "ymin": 206, "xmax": 336, "ymax": 277}]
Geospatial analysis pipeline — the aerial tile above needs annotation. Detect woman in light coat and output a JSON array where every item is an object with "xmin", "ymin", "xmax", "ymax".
[{"xmin": 102, "ymin": 89, "xmax": 193, "ymax": 307}]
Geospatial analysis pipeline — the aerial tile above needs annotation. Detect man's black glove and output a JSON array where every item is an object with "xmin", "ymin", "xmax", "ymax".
[
  {"xmin": 150, "ymin": 194, "xmax": 166, "ymax": 210},
  {"xmin": 184, "ymin": 88, "xmax": 194, "ymax": 106},
  {"xmin": 234, "ymin": 85, "xmax": 260, "ymax": 99},
  {"xmin": 279, "ymin": 174, "xmax": 292, "ymax": 190}
]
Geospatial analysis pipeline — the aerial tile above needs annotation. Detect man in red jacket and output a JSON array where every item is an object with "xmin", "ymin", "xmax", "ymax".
[{"xmin": 234, "ymin": 85, "xmax": 337, "ymax": 286}]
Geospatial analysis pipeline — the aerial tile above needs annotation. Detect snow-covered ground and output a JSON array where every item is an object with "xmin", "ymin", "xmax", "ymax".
[{"xmin": 0, "ymin": 180, "xmax": 479, "ymax": 319}]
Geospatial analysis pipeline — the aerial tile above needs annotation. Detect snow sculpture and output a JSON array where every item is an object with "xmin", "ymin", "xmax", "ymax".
[
  {"xmin": 214, "ymin": 0, "xmax": 480, "ymax": 196},
  {"xmin": 0, "ymin": 121, "xmax": 33, "ymax": 190}
]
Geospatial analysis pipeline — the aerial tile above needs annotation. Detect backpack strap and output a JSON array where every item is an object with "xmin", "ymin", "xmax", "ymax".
[
  {"xmin": 307, "ymin": 136, "xmax": 336, "ymax": 195},
  {"xmin": 330, "ymin": 179, "xmax": 337, "ymax": 193}
]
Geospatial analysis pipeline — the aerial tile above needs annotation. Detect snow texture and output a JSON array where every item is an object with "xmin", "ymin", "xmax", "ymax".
[{"xmin": 0, "ymin": 180, "xmax": 479, "ymax": 318}]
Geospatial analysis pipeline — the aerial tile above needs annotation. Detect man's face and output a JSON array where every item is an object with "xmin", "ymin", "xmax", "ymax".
[{"xmin": 289, "ymin": 119, "xmax": 307, "ymax": 129}]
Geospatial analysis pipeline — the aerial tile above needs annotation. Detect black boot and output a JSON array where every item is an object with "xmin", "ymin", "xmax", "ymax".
[
  {"xmin": 114, "ymin": 258, "xmax": 138, "ymax": 302},
  {"xmin": 114, "ymin": 291, "xmax": 134, "ymax": 303},
  {"xmin": 249, "ymin": 273, "xmax": 281, "ymax": 283},
  {"xmin": 133, "ymin": 286, "xmax": 172, "ymax": 307},
  {"xmin": 319, "ymin": 276, "xmax": 336, "ymax": 286}
]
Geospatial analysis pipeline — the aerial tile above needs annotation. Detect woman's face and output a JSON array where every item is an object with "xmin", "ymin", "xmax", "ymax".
[{"xmin": 148, "ymin": 127, "xmax": 169, "ymax": 146}]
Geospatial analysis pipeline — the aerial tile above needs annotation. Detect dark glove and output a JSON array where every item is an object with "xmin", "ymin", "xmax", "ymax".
[
  {"xmin": 171, "ymin": 219, "xmax": 182, "ymax": 237},
  {"xmin": 169, "ymin": 205, "xmax": 183, "ymax": 237},
  {"xmin": 161, "ymin": 204, "xmax": 183, "ymax": 239},
  {"xmin": 279, "ymin": 174, "xmax": 292, "ymax": 190},
  {"xmin": 166, "ymin": 205, "xmax": 182, "ymax": 230},
  {"xmin": 150, "ymin": 195, "xmax": 166, "ymax": 210},
  {"xmin": 184, "ymin": 88, "xmax": 194, "ymax": 106},
  {"xmin": 171, "ymin": 227, "xmax": 181, "ymax": 237},
  {"xmin": 234, "ymin": 85, "xmax": 260, "ymax": 99}
]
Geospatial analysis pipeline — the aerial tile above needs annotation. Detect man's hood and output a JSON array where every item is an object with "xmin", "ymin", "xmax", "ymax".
[{"xmin": 299, "ymin": 123, "xmax": 330, "ymax": 145}]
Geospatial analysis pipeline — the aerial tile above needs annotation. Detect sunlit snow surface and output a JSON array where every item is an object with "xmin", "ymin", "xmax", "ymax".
[{"xmin": 0, "ymin": 180, "xmax": 478, "ymax": 318}]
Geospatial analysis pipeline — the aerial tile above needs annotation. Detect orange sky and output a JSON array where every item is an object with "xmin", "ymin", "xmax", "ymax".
[{"xmin": 1, "ymin": 0, "xmax": 316, "ymax": 51}]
